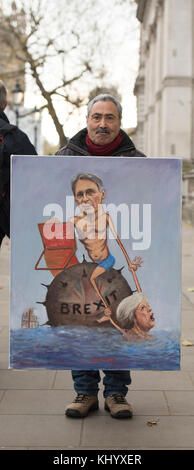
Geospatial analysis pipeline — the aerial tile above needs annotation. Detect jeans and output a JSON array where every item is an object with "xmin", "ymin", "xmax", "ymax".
[{"xmin": 71, "ymin": 370, "xmax": 131, "ymax": 398}]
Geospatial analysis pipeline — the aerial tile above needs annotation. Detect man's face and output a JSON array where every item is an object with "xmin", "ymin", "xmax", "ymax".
[
  {"xmin": 74, "ymin": 179, "xmax": 105, "ymax": 213},
  {"xmin": 134, "ymin": 302, "xmax": 155, "ymax": 332},
  {"xmin": 86, "ymin": 100, "xmax": 121, "ymax": 145}
]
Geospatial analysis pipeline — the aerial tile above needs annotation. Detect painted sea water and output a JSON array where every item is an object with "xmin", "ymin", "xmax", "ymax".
[{"xmin": 10, "ymin": 326, "xmax": 180, "ymax": 370}]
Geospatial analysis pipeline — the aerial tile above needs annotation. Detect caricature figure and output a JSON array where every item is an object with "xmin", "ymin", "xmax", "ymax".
[
  {"xmin": 98, "ymin": 292, "xmax": 155, "ymax": 340},
  {"xmin": 70, "ymin": 173, "xmax": 142, "ymax": 314},
  {"xmin": 116, "ymin": 292, "xmax": 155, "ymax": 339}
]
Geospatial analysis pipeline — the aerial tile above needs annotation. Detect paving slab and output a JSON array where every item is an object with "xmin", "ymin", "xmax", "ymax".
[
  {"xmin": 188, "ymin": 372, "xmax": 194, "ymax": 385},
  {"xmin": 0, "ymin": 354, "xmax": 8, "ymax": 370},
  {"xmin": 130, "ymin": 371, "xmax": 194, "ymax": 391},
  {"xmin": 182, "ymin": 224, "xmax": 194, "ymax": 305},
  {"xmin": 0, "ymin": 414, "xmax": 82, "ymax": 448},
  {"xmin": 0, "ymin": 339, "xmax": 9, "ymax": 353},
  {"xmin": 38, "ymin": 388, "xmax": 173, "ymax": 418},
  {"xmin": 126, "ymin": 390, "xmax": 169, "ymax": 415},
  {"xmin": 53, "ymin": 370, "xmax": 75, "ymax": 390},
  {"xmin": 0, "ymin": 370, "xmax": 56, "ymax": 389},
  {"xmin": 165, "ymin": 391, "xmax": 194, "ymax": 415},
  {"xmin": 182, "ymin": 294, "xmax": 194, "ymax": 311},
  {"xmin": 81, "ymin": 415, "xmax": 194, "ymax": 450},
  {"xmin": 0, "ymin": 288, "xmax": 10, "ymax": 304},
  {"xmin": 0, "ymin": 311, "xmax": 9, "ymax": 327},
  {"xmin": 0, "ymin": 389, "xmax": 77, "ymax": 415},
  {"xmin": 0, "ymin": 325, "xmax": 9, "ymax": 336},
  {"xmin": 181, "ymin": 348, "xmax": 194, "ymax": 371},
  {"xmin": 1, "ymin": 447, "xmax": 28, "ymax": 450}
]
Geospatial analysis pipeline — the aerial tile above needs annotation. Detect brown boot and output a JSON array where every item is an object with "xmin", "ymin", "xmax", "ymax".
[
  {"xmin": 65, "ymin": 394, "xmax": 99, "ymax": 418},
  {"xmin": 105, "ymin": 394, "xmax": 133, "ymax": 419}
]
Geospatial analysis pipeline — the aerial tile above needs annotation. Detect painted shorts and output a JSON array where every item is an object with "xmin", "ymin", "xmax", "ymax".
[{"xmin": 96, "ymin": 252, "xmax": 115, "ymax": 272}]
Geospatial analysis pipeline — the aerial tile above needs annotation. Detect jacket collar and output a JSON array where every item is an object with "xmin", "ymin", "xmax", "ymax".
[
  {"xmin": 68, "ymin": 127, "xmax": 135, "ymax": 155},
  {"xmin": 0, "ymin": 108, "xmax": 10, "ymax": 124}
]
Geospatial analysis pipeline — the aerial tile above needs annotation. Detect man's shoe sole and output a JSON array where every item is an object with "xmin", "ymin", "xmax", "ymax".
[
  {"xmin": 105, "ymin": 403, "xmax": 133, "ymax": 419},
  {"xmin": 65, "ymin": 402, "xmax": 99, "ymax": 418}
]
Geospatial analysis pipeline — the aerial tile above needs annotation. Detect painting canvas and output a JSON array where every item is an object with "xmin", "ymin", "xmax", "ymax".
[{"xmin": 10, "ymin": 156, "xmax": 181, "ymax": 370}]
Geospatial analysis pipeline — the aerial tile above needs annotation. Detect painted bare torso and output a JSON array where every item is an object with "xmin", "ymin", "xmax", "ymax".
[{"xmin": 73, "ymin": 210, "xmax": 109, "ymax": 261}]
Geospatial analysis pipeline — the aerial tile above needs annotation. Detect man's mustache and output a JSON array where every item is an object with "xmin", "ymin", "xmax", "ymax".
[{"xmin": 96, "ymin": 128, "xmax": 110, "ymax": 134}]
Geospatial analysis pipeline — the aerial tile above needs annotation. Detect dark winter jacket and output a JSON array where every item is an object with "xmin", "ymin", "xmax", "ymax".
[
  {"xmin": 0, "ymin": 109, "xmax": 37, "ymax": 191},
  {"xmin": 56, "ymin": 128, "xmax": 146, "ymax": 158}
]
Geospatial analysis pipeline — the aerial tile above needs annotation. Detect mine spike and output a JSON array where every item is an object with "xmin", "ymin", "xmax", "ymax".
[
  {"xmin": 41, "ymin": 283, "xmax": 49, "ymax": 289},
  {"xmin": 36, "ymin": 301, "xmax": 47, "ymax": 307},
  {"xmin": 117, "ymin": 266, "xmax": 124, "ymax": 273}
]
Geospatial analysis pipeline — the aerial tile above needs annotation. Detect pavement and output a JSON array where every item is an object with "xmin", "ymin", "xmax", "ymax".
[{"xmin": 0, "ymin": 222, "xmax": 194, "ymax": 451}]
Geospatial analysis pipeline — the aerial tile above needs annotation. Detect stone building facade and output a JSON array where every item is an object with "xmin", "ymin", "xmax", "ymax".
[{"xmin": 134, "ymin": 0, "xmax": 194, "ymax": 162}]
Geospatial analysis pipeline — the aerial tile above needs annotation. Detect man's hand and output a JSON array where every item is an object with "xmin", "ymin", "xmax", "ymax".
[{"xmin": 129, "ymin": 256, "xmax": 143, "ymax": 272}]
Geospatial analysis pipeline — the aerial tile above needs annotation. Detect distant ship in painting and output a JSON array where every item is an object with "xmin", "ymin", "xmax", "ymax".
[{"xmin": 21, "ymin": 308, "xmax": 39, "ymax": 329}]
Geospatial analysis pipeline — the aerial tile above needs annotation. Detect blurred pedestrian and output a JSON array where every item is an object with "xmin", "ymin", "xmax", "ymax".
[{"xmin": 0, "ymin": 80, "xmax": 37, "ymax": 246}]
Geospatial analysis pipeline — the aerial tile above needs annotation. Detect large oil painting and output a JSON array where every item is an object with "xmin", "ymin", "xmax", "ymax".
[{"xmin": 10, "ymin": 156, "xmax": 181, "ymax": 370}]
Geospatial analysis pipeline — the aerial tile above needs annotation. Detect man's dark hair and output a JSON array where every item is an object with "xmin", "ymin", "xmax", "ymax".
[{"xmin": 71, "ymin": 173, "xmax": 104, "ymax": 194}]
